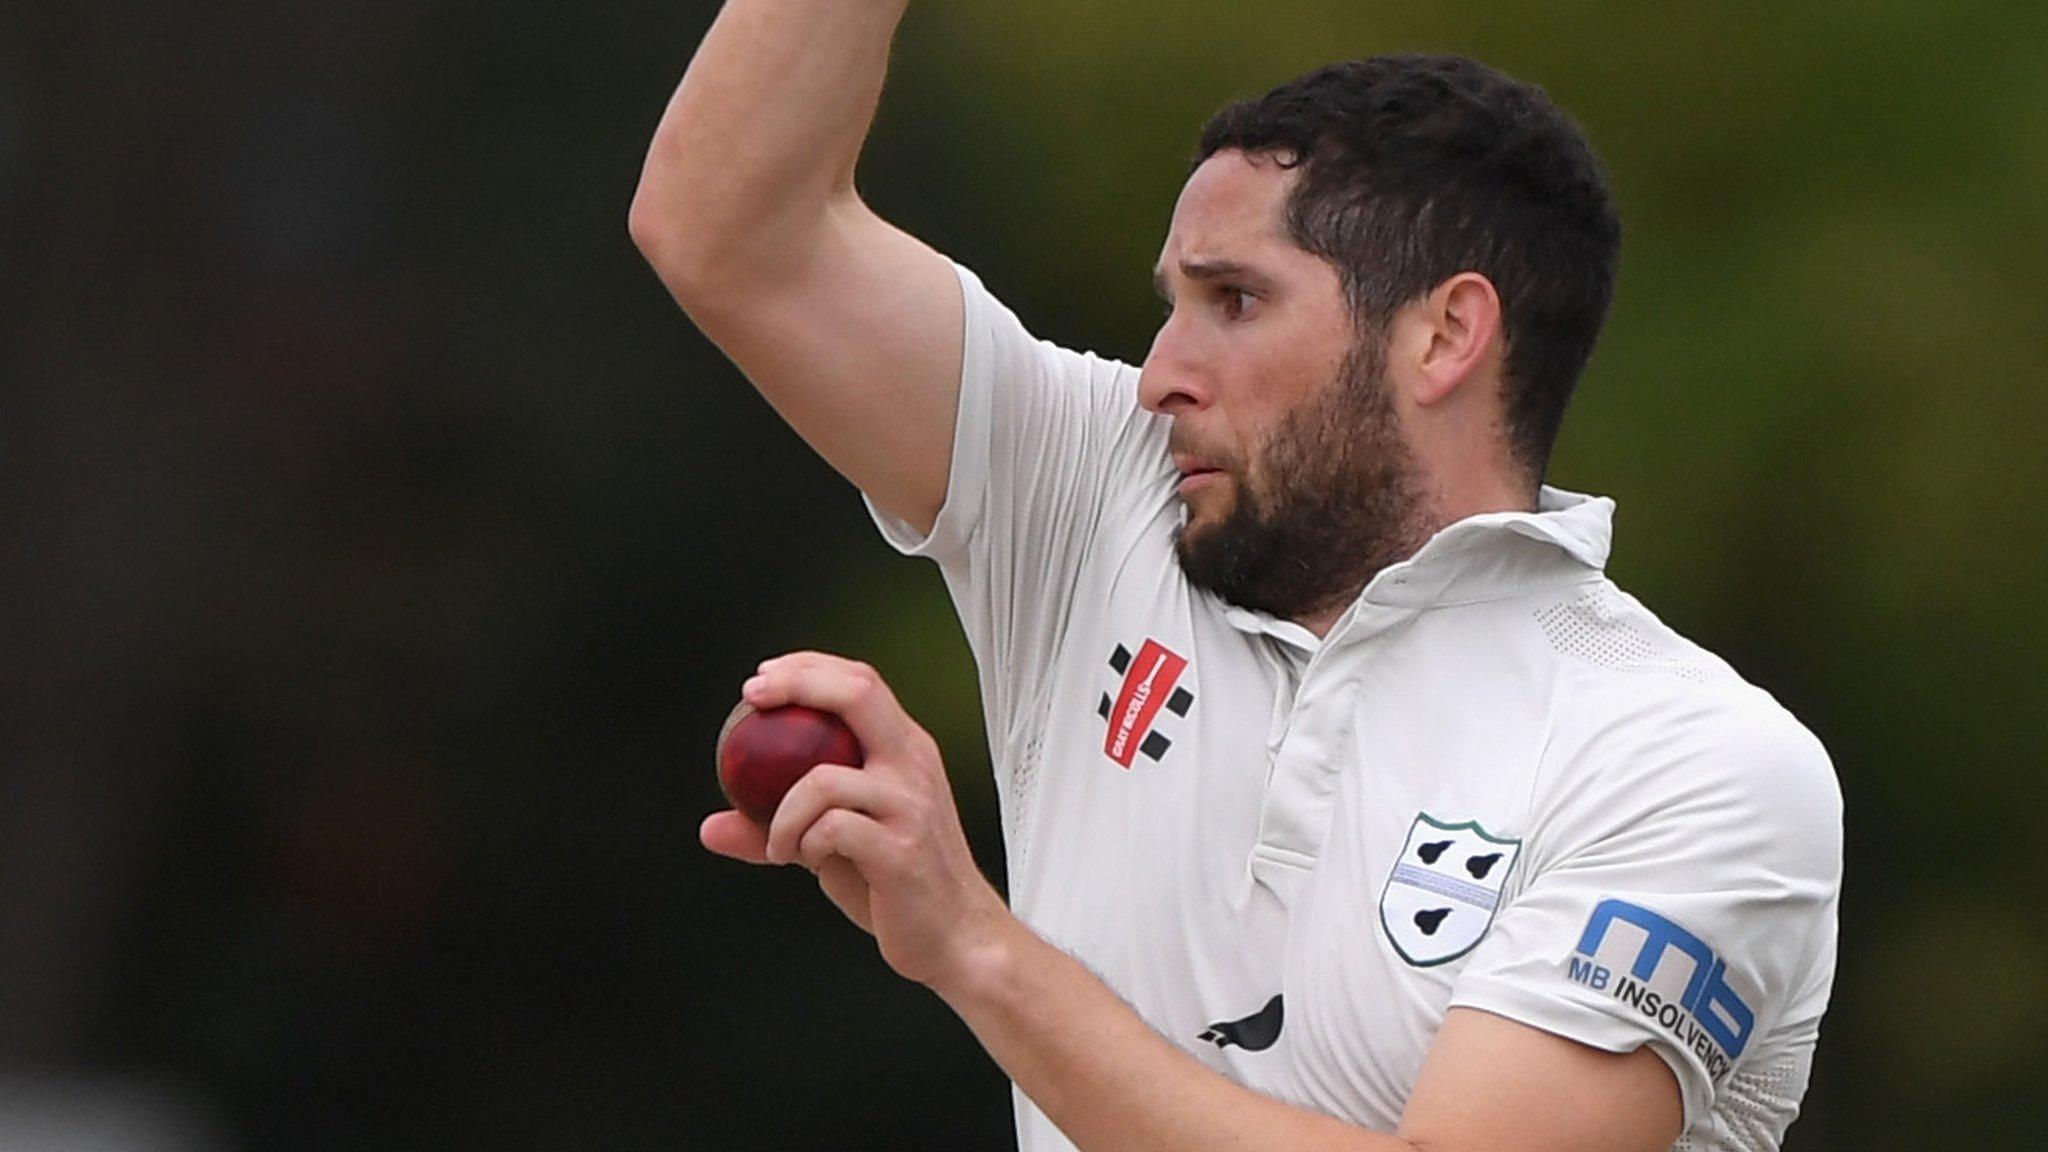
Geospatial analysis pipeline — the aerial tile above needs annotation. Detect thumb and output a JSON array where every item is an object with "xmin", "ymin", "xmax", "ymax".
[{"xmin": 701, "ymin": 810, "xmax": 772, "ymax": 864}]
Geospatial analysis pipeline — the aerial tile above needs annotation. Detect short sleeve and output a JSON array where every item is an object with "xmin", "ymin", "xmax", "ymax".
[
  {"xmin": 863, "ymin": 264, "xmax": 1167, "ymax": 760},
  {"xmin": 1447, "ymin": 690, "xmax": 1843, "ymax": 1137}
]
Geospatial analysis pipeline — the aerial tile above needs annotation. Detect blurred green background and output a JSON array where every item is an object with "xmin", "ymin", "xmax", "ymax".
[{"xmin": 3, "ymin": 0, "xmax": 2044, "ymax": 1148}]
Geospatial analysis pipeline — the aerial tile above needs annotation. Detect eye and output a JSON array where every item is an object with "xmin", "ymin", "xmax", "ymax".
[{"xmin": 1219, "ymin": 287, "xmax": 1257, "ymax": 320}]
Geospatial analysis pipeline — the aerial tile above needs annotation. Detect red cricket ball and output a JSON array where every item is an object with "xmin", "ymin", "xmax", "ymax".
[{"xmin": 715, "ymin": 701, "xmax": 865, "ymax": 826}]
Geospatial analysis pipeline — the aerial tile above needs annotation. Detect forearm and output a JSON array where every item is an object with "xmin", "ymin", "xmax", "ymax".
[
  {"xmin": 933, "ymin": 918, "xmax": 1413, "ymax": 1152},
  {"xmin": 629, "ymin": 0, "xmax": 911, "ymax": 278},
  {"xmin": 726, "ymin": 654, "xmax": 1685, "ymax": 1152}
]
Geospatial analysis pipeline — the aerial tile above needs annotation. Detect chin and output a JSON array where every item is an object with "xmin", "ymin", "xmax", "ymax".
[
  {"xmin": 1174, "ymin": 504, "xmax": 1234, "ymax": 565},
  {"xmin": 1182, "ymin": 478, "xmax": 1234, "ymax": 516},
  {"xmin": 1176, "ymin": 504, "xmax": 1221, "ymax": 547}
]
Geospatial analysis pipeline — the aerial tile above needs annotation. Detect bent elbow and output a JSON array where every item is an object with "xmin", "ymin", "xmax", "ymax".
[
  {"xmin": 628, "ymin": 186, "xmax": 725, "ymax": 304},
  {"xmin": 626, "ymin": 189, "xmax": 662, "ymax": 256},
  {"xmin": 631, "ymin": 174, "xmax": 848, "ymax": 312},
  {"xmin": 628, "ymin": 183, "xmax": 685, "ymax": 268}
]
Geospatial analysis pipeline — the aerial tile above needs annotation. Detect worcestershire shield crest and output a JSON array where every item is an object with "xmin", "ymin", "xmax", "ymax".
[{"xmin": 1380, "ymin": 813, "xmax": 1523, "ymax": 967}]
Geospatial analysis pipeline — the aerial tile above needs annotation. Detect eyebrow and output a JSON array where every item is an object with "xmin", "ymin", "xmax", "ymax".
[{"xmin": 1152, "ymin": 258, "xmax": 1257, "ymax": 300}]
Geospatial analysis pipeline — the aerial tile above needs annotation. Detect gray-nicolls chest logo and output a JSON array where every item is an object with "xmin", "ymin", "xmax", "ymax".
[
  {"xmin": 1095, "ymin": 639, "xmax": 1194, "ymax": 768},
  {"xmin": 1198, "ymin": 994, "xmax": 1284, "ymax": 1052}
]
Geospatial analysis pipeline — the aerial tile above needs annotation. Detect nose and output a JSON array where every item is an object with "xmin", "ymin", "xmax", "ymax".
[{"xmin": 1137, "ymin": 315, "xmax": 1210, "ymax": 416}]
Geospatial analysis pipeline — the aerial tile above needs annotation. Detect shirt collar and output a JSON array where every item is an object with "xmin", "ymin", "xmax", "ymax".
[
  {"xmin": 1221, "ymin": 486, "xmax": 1614, "ymax": 645},
  {"xmin": 1402, "ymin": 484, "xmax": 1614, "ymax": 577}
]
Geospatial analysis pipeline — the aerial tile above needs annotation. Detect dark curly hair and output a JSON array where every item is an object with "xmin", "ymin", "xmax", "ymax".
[{"xmin": 1197, "ymin": 55, "xmax": 1621, "ymax": 480}]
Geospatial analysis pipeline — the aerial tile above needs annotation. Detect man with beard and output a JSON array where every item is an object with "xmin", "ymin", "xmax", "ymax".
[{"xmin": 631, "ymin": 6, "xmax": 1841, "ymax": 1152}]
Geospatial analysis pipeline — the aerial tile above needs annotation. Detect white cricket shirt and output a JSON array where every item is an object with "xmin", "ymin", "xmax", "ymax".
[{"xmin": 865, "ymin": 265, "xmax": 1841, "ymax": 1152}]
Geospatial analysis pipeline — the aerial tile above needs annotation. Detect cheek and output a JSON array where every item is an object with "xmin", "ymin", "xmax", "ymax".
[
  {"xmin": 1249, "ymin": 379, "xmax": 1352, "ymax": 491},
  {"xmin": 1241, "ymin": 367, "xmax": 1327, "ymax": 460}
]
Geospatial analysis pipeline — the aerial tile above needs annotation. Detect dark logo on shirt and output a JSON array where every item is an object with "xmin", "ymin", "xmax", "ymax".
[
  {"xmin": 1379, "ymin": 813, "xmax": 1522, "ymax": 967},
  {"xmin": 1096, "ymin": 639, "xmax": 1193, "ymax": 767},
  {"xmin": 1199, "ymin": 994, "xmax": 1284, "ymax": 1052}
]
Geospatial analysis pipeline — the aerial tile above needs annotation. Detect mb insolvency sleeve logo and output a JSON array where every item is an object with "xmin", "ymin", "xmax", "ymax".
[
  {"xmin": 1379, "ymin": 813, "xmax": 1522, "ymax": 967},
  {"xmin": 1565, "ymin": 898, "xmax": 1756, "ymax": 1081},
  {"xmin": 1096, "ymin": 639, "xmax": 1194, "ymax": 768}
]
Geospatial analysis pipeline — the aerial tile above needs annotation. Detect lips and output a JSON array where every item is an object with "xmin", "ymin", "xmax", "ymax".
[{"xmin": 1174, "ymin": 460, "xmax": 1227, "ymax": 500}]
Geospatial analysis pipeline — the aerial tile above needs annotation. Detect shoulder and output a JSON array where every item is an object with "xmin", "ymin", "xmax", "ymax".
[
  {"xmin": 1526, "ymin": 580, "xmax": 1841, "ymax": 874},
  {"xmin": 955, "ymin": 263, "xmax": 1165, "ymax": 484},
  {"xmin": 959, "ymin": 263, "xmax": 1144, "ymax": 399}
]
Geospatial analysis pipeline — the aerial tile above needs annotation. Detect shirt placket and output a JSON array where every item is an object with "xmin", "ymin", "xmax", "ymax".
[{"xmin": 1247, "ymin": 594, "xmax": 1436, "ymax": 904}]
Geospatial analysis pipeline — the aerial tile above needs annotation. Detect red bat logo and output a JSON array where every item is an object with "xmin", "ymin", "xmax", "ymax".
[{"xmin": 1102, "ymin": 639, "xmax": 1190, "ymax": 768}]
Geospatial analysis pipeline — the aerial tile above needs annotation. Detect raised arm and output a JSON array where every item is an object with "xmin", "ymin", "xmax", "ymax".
[{"xmin": 629, "ymin": 0, "xmax": 963, "ymax": 532}]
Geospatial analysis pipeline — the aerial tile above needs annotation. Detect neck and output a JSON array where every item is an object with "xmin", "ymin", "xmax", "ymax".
[
  {"xmin": 1296, "ymin": 601, "xmax": 1351, "ymax": 640},
  {"xmin": 1432, "ymin": 447, "xmax": 1540, "ymax": 524},
  {"xmin": 1287, "ymin": 475, "xmax": 1539, "ymax": 640}
]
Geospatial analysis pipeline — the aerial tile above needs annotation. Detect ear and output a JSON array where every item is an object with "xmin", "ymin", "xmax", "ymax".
[{"xmin": 1412, "ymin": 273, "xmax": 1504, "ymax": 408}]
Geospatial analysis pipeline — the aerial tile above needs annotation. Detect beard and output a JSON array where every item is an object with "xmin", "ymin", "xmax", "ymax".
[{"xmin": 1172, "ymin": 336, "xmax": 1432, "ymax": 622}]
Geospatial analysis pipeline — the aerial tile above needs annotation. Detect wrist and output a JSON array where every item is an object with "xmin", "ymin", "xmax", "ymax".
[{"xmin": 928, "ymin": 899, "xmax": 1035, "ymax": 1012}]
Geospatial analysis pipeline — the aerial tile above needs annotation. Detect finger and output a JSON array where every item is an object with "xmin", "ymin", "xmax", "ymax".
[
  {"xmin": 797, "ymin": 806, "xmax": 897, "ymax": 877},
  {"xmin": 814, "ymin": 856, "xmax": 874, "ymax": 934},
  {"xmin": 765, "ymin": 762, "xmax": 899, "ymax": 866},
  {"xmin": 747, "ymin": 652, "xmax": 919, "ymax": 761},
  {"xmin": 700, "ymin": 810, "xmax": 771, "ymax": 864}
]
